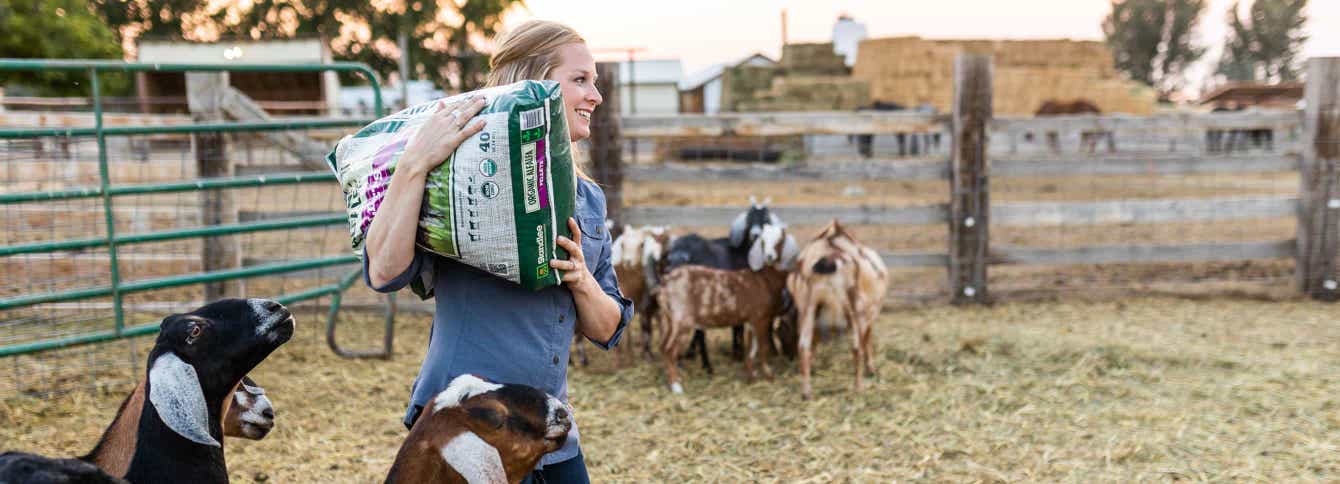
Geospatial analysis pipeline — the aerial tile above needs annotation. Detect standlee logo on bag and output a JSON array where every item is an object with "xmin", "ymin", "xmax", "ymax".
[{"xmin": 328, "ymin": 80, "xmax": 577, "ymax": 291}]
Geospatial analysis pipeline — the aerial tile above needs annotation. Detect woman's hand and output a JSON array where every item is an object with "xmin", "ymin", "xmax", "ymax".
[
  {"xmin": 399, "ymin": 96, "xmax": 488, "ymax": 176},
  {"xmin": 551, "ymin": 218, "xmax": 597, "ymax": 293}
]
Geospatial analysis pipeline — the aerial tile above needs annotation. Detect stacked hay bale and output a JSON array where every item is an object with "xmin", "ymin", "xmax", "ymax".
[
  {"xmin": 852, "ymin": 37, "xmax": 1157, "ymax": 115},
  {"xmin": 722, "ymin": 43, "xmax": 871, "ymax": 112}
]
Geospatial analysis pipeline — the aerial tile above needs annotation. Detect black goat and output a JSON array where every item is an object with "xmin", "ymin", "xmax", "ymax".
[
  {"xmin": 122, "ymin": 298, "xmax": 294, "ymax": 483},
  {"xmin": 646, "ymin": 199, "xmax": 779, "ymax": 374},
  {"xmin": 0, "ymin": 452, "xmax": 126, "ymax": 484},
  {"xmin": 0, "ymin": 299, "xmax": 295, "ymax": 484}
]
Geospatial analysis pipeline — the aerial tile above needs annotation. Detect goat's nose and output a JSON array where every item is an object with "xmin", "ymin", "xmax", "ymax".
[
  {"xmin": 262, "ymin": 300, "xmax": 284, "ymax": 313},
  {"xmin": 262, "ymin": 407, "xmax": 275, "ymax": 419}
]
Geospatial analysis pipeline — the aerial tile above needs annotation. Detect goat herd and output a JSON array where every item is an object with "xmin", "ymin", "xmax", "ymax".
[
  {"xmin": 599, "ymin": 197, "xmax": 889, "ymax": 400},
  {"xmin": 0, "ymin": 200, "xmax": 888, "ymax": 484}
]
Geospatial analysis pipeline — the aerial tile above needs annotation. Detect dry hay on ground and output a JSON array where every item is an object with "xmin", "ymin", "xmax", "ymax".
[{"xmin": 2, "ymin": 297, "xmax": 1338, "ymax": 482}]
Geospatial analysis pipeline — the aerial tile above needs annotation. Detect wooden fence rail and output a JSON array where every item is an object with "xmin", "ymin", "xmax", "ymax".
[{"xmin": 602, "ymin": 55, "xmax": 1340, "ymax": 302}]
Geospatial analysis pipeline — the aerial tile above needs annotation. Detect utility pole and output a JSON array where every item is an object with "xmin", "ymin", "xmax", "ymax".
[{"xmin": 591, "ymin": 47, "xmax": 647, "ymax": 162}]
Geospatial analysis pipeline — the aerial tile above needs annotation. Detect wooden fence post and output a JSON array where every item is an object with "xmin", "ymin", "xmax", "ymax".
[
  {"xmin": 949, "ymin": 54, "xmax": 992, "ymax": 304},
  {"xmin": 186, "ymin": 72, "xmax": 241, "ymax": 300},
  {"xmin": 591, "ymin": 62, "xmax": 625, "ymax": 228},
  {"xmin": 1297, "ymin": 57, "xmax": 1340, "ymax": 301}
]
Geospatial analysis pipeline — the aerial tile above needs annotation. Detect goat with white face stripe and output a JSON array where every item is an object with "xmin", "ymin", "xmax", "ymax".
[
  {"xmin": 385, "ymin": 374, "xmax": 572, "ymax": 484},
  {"xmin": 2, "ymin": 298, "xmax": 295, "ymax": 484}
]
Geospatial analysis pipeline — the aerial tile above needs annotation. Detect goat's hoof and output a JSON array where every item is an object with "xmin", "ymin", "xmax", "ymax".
[{"xmin": 669, "ymin": 382, "xmax": 684, "ymax": 394}]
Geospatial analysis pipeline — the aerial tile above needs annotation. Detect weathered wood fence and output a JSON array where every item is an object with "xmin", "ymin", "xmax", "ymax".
[{"xmin": 598, "ymin": 56, "xmax": 1340, "ymax": 303}]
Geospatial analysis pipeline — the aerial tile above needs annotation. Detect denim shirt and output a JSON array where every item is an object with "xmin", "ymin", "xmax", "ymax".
[{"xmin": 364, "ymin": 178, "xmax": 632, "ymax": 467}]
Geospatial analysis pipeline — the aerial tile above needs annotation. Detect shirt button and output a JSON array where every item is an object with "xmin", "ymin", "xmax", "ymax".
[
  {"xmin": 552, "ymin": 355, "xmax": 560, "ymax": 365},
  {"xmin": 559, "ymin": 315, "xmax": 565, "ymax": 322}
]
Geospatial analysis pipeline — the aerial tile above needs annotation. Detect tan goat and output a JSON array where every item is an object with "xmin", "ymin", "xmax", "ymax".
[
  {"xmin": 610, "ymin": 225, "xmax": 670, "ymax": 358},
  {"xmin": 787, "ymin": 220, "xmax": 888, "ymax": 399}
]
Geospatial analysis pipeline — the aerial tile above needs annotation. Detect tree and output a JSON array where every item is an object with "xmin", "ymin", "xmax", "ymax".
[
  {"xmin": 1215, "ymin": 0, "xmax": 1309, "ymax": 82},
  {"xmin": 448, "ymin": 0, "xmax": 523, "ymax": 90},
  {"xmin": 0, "ymin": 0, "xmax": 127, "ymax": 96},
  {"xmin": 87, "ymin": 0, "xmax": 525, "ymax": 92},
  {"xmin": 1103, "ymin": 0, "xmax": 1207, "ymax": 98}
]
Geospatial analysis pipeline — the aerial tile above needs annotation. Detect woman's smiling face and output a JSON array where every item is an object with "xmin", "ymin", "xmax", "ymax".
[{"xmin": 547, "ymin": 43, "xmax": 603, "ymax": 142}]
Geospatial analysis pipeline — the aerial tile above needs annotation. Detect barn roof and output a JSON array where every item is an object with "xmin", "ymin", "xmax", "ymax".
[
  {"xmin": 1199, "ymin": 82, "xmax": 1304, "ymax": 105},
  {"xmin": 677, "ymin": 53, "xmax": 777, "ymax": 91}
]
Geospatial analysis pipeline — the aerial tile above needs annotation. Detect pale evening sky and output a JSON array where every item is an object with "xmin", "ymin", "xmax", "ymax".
[{"xmin": 502, "ymin": 0, "xmax": 1340, "ymax": 93}]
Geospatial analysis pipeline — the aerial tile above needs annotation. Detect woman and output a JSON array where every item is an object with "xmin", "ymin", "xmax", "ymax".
[{"xmin": 362, "ymin": 20, "xmax": 630, "ymax": 483}]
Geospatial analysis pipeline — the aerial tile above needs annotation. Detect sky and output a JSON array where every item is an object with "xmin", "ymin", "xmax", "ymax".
[{"xmin": 502, "ymin": 0, "xmax": 1340, "ymax": 94}]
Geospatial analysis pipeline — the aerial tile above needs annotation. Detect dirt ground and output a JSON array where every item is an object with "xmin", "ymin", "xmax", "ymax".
[{"xmin": 2, "ymin": 296, "xmax": 1338, "ymax": 482}]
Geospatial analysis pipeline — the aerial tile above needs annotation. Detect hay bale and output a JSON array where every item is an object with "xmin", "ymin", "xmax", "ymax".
[
  {"xmin": 853, "ymin": 36, "xmax": 1155, "ymax": 115},
  {"xmin": 780, "ymin": 43, "xmax": 850, "ymax": 76}
]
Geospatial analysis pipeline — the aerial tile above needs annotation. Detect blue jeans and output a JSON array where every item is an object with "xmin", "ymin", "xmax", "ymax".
[{"xmin": 520, "ymin": 450, "xmax": 590, "ymax": 484}]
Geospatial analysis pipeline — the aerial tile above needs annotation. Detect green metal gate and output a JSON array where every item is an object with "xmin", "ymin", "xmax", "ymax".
[{"xmin": 0, "ymin": 59, "xmax": 393, "ymax": 374}]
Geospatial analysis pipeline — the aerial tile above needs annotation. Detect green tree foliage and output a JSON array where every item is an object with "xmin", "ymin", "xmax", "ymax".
[
  {"xmin": 1103, "ymin": 0, "xmax": 1207, "ymax": 97},
  {"xmin": 0, "ymin": 0, "xmax": 127, "ymax": 96},
  {"xmin": 1216, "ymin": 0, "xmax": 1309, "ymax": 82},
  {"xmin": 87, "ymin": 0, "xmax": 524, "ymax": 92}
]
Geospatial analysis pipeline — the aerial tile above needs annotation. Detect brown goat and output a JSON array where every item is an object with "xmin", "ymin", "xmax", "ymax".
[
  {"xmin": 572, "ymin": 224, "xmax": 671, "ymax": 366},
  {"xmin": 787, "ymin": 220, "xmax": 889, "ymax": 399},
  {"xmin": 82, "ymin": 375, "xmax": 274, "ymax": 476},
  {"xmin": 385, "ymin": 375, "xmax": 573, "ymax": 484},
  {"xmin": 611, "ymin": 225, "xmax": 671, "ymax": 359},
  {"xmin": 654, "ymin": 224, "xmax": 796, "ymax": 393}
]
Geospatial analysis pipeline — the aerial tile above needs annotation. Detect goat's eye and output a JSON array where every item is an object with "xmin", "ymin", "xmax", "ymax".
[{"xmin": 186, "ymin": 323, "xmax": 203, "ymax": 344}]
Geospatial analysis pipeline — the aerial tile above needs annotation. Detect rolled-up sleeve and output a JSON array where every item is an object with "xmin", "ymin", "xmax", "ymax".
[
  {"xmin": 587, "ymin": 233, "xmax": 633, "ymax": 350},
  {"xmin": 362, "ymin": 249, "xmax": 427, "ymax": 293}
]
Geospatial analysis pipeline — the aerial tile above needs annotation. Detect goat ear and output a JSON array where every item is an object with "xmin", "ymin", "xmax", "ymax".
[
  {"xmin": 467, "ymin": 403, "xmax": 507, "ymax": 430},
  {"xmin": 148, "ymin": 352, "xmax": 220, "ymax": 447},
  {"xmin": 729, "ymin": 211, "xmax": 749, "ymax": 248},
  {"xmin": 440, "ymin": 432, "xmax": 508, "ymax": 484},
  {"xmin": 781, "ymin": 233, "xmax": 800, "ymax": 270},
  {"xmin": 748, "ymin": 238, "xmax": 765, "ymax": 271}
]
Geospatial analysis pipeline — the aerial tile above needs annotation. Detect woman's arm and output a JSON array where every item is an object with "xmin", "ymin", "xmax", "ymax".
[
  {"xmin": 365, "ymin": 96, "xmax": 488, "ymax": 288},
  {"xmin": 552, "ymin": 218, "xmax": 624, "ymax": 344}
]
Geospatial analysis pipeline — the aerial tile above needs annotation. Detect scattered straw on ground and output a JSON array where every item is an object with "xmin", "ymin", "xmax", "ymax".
[{"xmin": 3, "ymin": 297, "xmax": 1338, "ymax": 482}]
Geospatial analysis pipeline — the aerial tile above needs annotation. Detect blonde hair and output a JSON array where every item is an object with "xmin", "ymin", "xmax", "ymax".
[{"xmin": 487, "ymin": 20, "xmax": 594, "ymax": 182}]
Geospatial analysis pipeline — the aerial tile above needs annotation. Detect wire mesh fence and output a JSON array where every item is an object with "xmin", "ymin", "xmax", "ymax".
[
  {"xmin": 0, "ymin": 122, "xmax": 383, "ymax": 397},
  {"xmin": 985, "ymin": 112, "xmax": 1301, "ymax": 298},
  {"xmin": 613, "ymin": 116, "xmax": 955, "ymax": 304},
  {"xmin": 610, "ymin": 103, "xmax": 1310, "ymax": 305}
]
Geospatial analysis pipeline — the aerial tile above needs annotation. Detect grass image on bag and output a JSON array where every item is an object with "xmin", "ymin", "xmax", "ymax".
[{"xmin": 329, "ymin": 80, "xmax": 577, "ymax": 291}]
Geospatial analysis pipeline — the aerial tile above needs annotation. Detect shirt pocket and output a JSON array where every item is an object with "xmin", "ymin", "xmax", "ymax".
[{"xmin": 576, "ymin": 216, "xmax": 606, "ymax": 272}]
